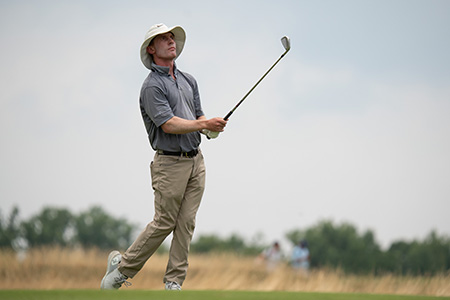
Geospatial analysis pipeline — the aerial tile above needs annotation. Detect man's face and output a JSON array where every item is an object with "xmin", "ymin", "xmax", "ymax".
[{"xmin": 147, "ymin": 32, "xmax": 177, "ymax": 62}]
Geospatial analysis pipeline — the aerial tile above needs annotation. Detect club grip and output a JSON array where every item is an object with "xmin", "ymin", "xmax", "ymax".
[{"xmin": 224, "ymin": 111, "xmax": 233, "ymax": 121}]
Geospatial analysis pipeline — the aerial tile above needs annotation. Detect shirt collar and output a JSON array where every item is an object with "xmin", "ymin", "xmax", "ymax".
[{"xmin": 151, "ymin": 62, "xmax": 178, "ymax": 77}]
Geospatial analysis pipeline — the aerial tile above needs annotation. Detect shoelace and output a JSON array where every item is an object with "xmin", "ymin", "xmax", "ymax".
[{"xmin": 114, "ymin": 274, "xmax": 132, "ymax": 288}]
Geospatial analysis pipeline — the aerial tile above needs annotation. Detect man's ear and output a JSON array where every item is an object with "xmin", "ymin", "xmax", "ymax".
[{"xmin": 147, "ymin": 45, "xmax": 155, "ymax": 55}]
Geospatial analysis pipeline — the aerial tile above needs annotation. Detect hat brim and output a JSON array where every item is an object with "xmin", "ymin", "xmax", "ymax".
[{"xmin": 140, "ymin": 25, "xmax": 185, "ymax": 70}]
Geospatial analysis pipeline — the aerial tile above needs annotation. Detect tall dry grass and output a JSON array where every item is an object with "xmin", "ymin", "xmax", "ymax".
[{"xmin": 0, "ymin": 247, "xmax": 449, "ymax": 296}]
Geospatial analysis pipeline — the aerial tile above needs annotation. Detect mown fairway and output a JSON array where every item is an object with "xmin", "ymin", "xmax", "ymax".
[{"xmin": 0, "ymin": 290, "xmax": 449, "ymax": 300}]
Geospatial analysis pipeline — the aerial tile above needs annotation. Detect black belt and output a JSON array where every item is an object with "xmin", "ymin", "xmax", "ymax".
[{"xmin": 157, "ymin": 149, "xmax": 199, "ymax": 158}]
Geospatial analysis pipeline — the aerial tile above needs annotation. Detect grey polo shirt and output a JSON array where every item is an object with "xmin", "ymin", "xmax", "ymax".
[{"xmin": 140, "ymin": 63, "xmax": 205, "ymax": 152}]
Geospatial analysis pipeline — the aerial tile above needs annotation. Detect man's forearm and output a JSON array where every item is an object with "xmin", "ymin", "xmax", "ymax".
[{"xmin": 161, "ymin": 116, "xmax": 206, "ymax": 134}]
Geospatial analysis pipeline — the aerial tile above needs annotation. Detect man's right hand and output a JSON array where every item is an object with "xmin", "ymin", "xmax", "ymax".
[
  {"xmin": 201, "ymin": 129, "xmax": 220, "ymax": 139},
  {"xmin": 206, "ymin": 117, "xmax": 227, "ymax": 132}
]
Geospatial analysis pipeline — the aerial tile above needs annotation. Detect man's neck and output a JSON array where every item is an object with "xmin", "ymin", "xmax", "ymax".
[{"xmin": 153, "ymin": 58, "xmax": 175, "ymax": 79}]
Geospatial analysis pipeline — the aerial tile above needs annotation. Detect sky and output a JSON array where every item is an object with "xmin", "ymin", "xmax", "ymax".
[{"xmin": 1, "ymin": 0, "xmax": 449, "ymax": 249}]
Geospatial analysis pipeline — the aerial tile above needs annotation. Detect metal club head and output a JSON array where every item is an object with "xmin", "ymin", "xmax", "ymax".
[{"xmin": 281, "ymin": 36, "xmax": 291, "ymax": 52}]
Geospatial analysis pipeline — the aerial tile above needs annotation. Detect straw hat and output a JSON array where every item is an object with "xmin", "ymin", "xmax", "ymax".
[{"xmin": 140, "ymin": 23, "xmax": 186, "ymax": 69}]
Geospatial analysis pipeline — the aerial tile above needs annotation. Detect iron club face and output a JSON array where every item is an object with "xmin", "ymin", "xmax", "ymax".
[{"xmin": 281, "ymin": 36, "xmax": 291, "ymax": 52}]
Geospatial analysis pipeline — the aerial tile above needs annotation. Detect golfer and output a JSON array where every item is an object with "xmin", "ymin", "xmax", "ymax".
[{"xmin": 101, "ymin": 23, "xmax": 227, "ymax": 291}]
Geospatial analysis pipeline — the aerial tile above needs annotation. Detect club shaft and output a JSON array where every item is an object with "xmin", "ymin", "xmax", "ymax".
[{"xmin": 224, "ymin": 50, "xmax": 288, "ymax": 120}]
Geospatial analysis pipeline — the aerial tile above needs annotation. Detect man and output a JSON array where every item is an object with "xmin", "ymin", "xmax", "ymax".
[
  {"xmin": 291, "ymin": 240, "xmax": 310, "ymax": 275},
  {"xmin": 101, "ymin": 23, "xmax": 227, "ymax": 291},
  {"xmin": 259, "ymin": 241, "xmax": 284, "ymax": 271}
]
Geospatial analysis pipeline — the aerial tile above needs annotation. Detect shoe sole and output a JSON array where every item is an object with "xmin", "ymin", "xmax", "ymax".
[{"xmin": 100, "ymin": 250, "xmax": 121, "ymax": 289}]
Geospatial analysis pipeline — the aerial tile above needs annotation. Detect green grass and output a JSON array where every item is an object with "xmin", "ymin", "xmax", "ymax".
[{"xmin": 0, "ymin": 290, "xmax": 448, "ymax": 300}]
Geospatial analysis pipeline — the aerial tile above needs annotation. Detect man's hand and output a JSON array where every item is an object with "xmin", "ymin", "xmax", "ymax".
[
  {"xmin": 207, "ymin": 131, "xmax": 219, "ymax": 139},
  {"xmin": 205, "ymin": 117, "xmax": 227, "ymax": 132},
  {"xmin": 201, "ymin": 117, "xmax": 226, "ymax": 139},
  {"xmin": 201, "ymin": 129, "xmax": 220, "ymax": 139}
]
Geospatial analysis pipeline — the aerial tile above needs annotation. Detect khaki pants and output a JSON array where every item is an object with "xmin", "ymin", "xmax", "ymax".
[{"xmin": 118, "ymin": 151, "xmax": 206, "ymax": 285}]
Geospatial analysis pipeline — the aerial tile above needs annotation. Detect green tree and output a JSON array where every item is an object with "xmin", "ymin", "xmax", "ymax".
[
  {"xmin": 0, "ymin": 206, "xmax": 20, "ymax": 248},
  {"xmin": 74, "ymin": 206, "xmax": 136, "ymax": 250},
  {"xmin": 21, "ymin": 207, "xmax": 73, "ymax": 247},
  {"xmin": 386, "ymin": 231, "xmax": 450, "ymax": 275},
  {"xmin": 286, "ymin": 220, "xmax": 382, "ymax": 273},
  {"xmin": 422, "ymin": 231, "xmax": 450, "ymax": 273},
  {"xmin": 191, "ymin": 234, "xmax": 223, "ymax": 253},
  {"xmin": 191, "ymin": 233, "xmax": 264, "ymax": 255},
  {"xmin": 384, "ymin": 240, "xmax": 411, "ymax": 274}
]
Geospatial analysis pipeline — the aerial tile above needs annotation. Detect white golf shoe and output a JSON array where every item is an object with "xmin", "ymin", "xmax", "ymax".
[
  {"xmin": 165, "ymin": 281, "xmax": 182, "ymax": 291},
  {"xmin": 100, "ymin": 250, "xmax": 130, "ymax": 290}
]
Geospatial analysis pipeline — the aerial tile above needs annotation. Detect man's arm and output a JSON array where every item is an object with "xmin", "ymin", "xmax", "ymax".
[{"xmin": 161, "ymin": 115, "xmax": 227, "ymax": 134}]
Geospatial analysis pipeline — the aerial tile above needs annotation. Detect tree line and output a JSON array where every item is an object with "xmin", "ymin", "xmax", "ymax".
[
  {"xmin": 0, "ymin": 206, "xmax": 135, "ymax": 250},
  {"xmin": 285, "ymin": 221, "xmax": 450, "ymax": 275},
  {"xmin": 1, "ymin": 206, "xmax": 449, "ymax": 275}
]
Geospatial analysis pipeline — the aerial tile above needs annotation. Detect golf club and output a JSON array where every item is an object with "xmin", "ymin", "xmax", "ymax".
[{"xmin": 223, "ymin": 36, "xmax": 291, "ymax": 120}]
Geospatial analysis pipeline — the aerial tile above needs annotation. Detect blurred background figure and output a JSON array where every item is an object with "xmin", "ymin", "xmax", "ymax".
[
  {"xmin": 291, "ymin": 240, "xmax": 310, "ymax": 275},
  {"xmin": 258, "ymin": 241, "xmax": 283, "ymax": 271}
]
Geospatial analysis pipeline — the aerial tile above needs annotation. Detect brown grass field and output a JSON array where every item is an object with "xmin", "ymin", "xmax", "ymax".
[{"xmin": 0, "ymin": 247, "xmax": 449, "ymax": 296}]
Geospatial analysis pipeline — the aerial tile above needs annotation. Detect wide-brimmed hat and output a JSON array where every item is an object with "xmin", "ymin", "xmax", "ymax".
[{"xmin": 140, "ymin": 23, "xmax": 186, "ymax": 69}]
